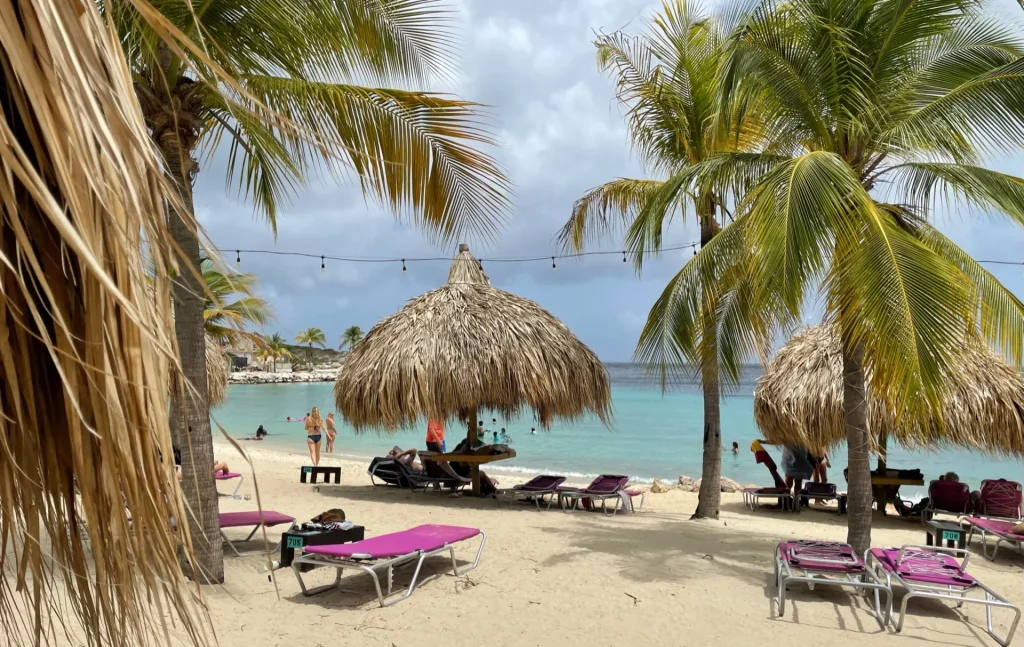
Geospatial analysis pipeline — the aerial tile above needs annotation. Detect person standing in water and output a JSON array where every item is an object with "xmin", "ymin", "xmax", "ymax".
[
  {"xmin": 305, "ymin": 407, "xmax": 324, "ymax": 466},
  {"xmin": 325, "ymin": 412, "xmax": 337, "ymax": 454}
]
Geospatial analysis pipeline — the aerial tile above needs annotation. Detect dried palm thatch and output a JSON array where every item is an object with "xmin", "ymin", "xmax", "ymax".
[
  {"xmin": 754, "ymin": 325, "xmax": 1024, "ymax": 456},
  {"xmin": 335, "ymin": 244, "xmax": 611, "ymax": 435},
  {"xmin": 206, "ymin": 336, "xmax": 229, "ymax": 407},
  {"xmin": 0, "ymin": 0, "xmax": 210, "ymax": 645}
]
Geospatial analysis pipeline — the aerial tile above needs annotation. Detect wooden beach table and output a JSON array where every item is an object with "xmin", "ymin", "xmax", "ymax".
[
  {"xmin": 421, "ymin": 449, "xmax": 517, "ymax": 496},
  {"xmin": 870, "ymin": 474, "xmax": 924, "ymax": 516}
]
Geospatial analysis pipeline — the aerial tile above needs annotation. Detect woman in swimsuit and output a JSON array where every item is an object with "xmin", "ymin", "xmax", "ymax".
[
  {"xmin": 325, "ymin": 412, "xmax": 337, "ymax": 454},
  {"xmin": 305, "ymin": 407, "xmax": 324, "ymax": 466}
]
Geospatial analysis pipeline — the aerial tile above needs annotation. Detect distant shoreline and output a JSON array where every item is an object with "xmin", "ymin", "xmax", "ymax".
[{"xmin": 228, "ymin": 370, "xmax": 336, "ymax": 384}]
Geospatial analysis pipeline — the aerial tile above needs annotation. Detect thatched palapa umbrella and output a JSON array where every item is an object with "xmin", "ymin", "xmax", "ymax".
[
  {"xmin": 754, "ymin": 325, "xmax": 1024, "ymax": 464},
  {"xmin": 334, "ymin": 244, "xmax": 611, "ymax": 486}
]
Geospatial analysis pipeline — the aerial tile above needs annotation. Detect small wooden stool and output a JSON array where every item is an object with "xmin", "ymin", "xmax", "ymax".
[{"xmin": 300, "ymin": 465, "xmax": 341, "ymax": 485}]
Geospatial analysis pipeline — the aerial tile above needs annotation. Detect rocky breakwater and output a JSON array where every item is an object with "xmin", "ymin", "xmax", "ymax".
[{"xmin": 228, "ymin": 370, "xmax": 338, "ymax": 384}]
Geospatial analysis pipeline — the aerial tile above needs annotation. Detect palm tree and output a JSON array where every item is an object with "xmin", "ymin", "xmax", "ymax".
[
  {"xmin": 295, "ymin": 327, "xmax": 328, "ymax": 364},
  {"xmin": 115, "ymin": 0, "xmax": 510, "ymax": 581},
  {"xmin": 203, "ymin": 256, "xmax": 273, "ymax": 346},
  {"xmin": 340, "ymin": 325, "xmax": 364, "ymax": 351},
  {"xmin": 557, "ymin": 0, "xmax": 763, "ymax": 519},
  {"xmin": 257, "ymin": 333, "xmax": 293, "ymax": 372},
  {"xmin": 642, "ymin": 0, "xmax": 1024, "ymax": 553}
]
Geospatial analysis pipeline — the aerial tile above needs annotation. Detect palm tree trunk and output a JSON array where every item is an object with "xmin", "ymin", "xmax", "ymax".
[
  {"xmin": 842, "ymin": 334, "xmax": 872, "ymax": 554},
  {"xmin": 162, "ymin": 135, "xmax": 224, "ymax": 583},
  {"xmin": 692, "ymin": 199, "xmax": 722, "ymax": 520}
]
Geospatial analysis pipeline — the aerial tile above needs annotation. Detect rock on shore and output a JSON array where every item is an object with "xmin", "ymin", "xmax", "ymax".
[{"xmin": 228, "ymin": 370, "xmax": 337, "ymax": 384}]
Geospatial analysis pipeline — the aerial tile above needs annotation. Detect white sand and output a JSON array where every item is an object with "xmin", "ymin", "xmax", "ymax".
[{"xmin": 51, "ymin": 441, "xmax": 1013, "ymax": 647}]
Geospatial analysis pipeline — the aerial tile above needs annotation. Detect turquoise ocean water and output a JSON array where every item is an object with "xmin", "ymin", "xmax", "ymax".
[{"xmin": 213, "ymin": 364, "xmax": 1024, "ymax": 497}]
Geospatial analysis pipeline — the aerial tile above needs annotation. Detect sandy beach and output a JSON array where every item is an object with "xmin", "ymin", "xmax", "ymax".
[{"xmin": 197, "ymin": 442, "xmax": 1024, "ymax": 647}]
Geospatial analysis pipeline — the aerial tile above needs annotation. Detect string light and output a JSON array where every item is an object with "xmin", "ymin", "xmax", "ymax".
[
  {"xmin": 693, "ymin": 246, "xmax": 698, "ymax": 257},
  {"xmin": 622, "ymin": 251, "xmax": 627, "ymax": 263},
  {"xmin": 235, "ymin": 250, "xmax": 241, "ymax": 265},
  {"xmin": 320, "ymin": 255, "xmax": 325, "ymax": 273},
  {"xmin": 401, "ymin": 259, "xmax": 406, "ymax": 274},
  {"xmin": 551, "ymin": 256, "xmax": 556, "ymax": 270}
]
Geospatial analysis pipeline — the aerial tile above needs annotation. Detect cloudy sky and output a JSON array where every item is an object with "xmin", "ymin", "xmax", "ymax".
[{"xmin": 195, "ymin": 0, "xmax": 1024, "ymax": 362}]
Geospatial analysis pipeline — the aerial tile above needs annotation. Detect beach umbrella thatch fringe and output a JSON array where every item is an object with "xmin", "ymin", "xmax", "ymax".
[
  {"xmin": 206, "ymin": 336, "xmax": 229, "ymax": 408},
  {"xmin": 0, "ymin": 0, "xmax": 211, "ymax": 644},
  {"xmin": 334, "ymin": 245, "xmax": 612, "ymax": 430},
  {"xmin": 753, "ymin": 325, "xmax": 1024, "ymax": 456}
]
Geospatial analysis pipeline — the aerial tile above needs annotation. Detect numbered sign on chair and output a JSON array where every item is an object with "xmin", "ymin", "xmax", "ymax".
[
  {"xmin": 302, "ymin": 466, "xmax": 312, "ymax": 474},
  {"xmin": 941, "ymin": 530, "xmax": 960, "ymax": 542},
  {"xmin": 286, "ymin": 536, "xmax": 304, "ymax": 549}
]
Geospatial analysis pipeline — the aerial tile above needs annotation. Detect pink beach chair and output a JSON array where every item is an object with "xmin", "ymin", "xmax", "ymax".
[
  {"xmin": 219, "ymin": 510, "xmax": 295, "ymax": 556},
  {"xmin": 963, "ymin": 517, "xmax": 1024, "ymax": 561},
  {"xmin": 215, "ymin": 471, "xmax": 244, "ymax": 499},
  {"xmin": 291, "ymin": 524, "xmax": 486, "ymax": 607},
  {"xmin": 774, "ymin": 540, "xmax": 889, "ymax": 626},
  {"xmin": 866, "ymin": 545, "xmax": 1020, "ymax": 645},
  {"xmin": 559, "ymin": 475, "xmax": 639, "ymax": 516},
  {"xmin": 504, "ymin": 475, "xmax": 567, "ymax": 510},
  {"xmin": 922, "ymin": 480, "xmax": 971, "ymax": 524},
  {"xmin": 742, "ymin": 486, "xmax": 793, "ymax": 511},
  {"xmin": 976, "ymin": 479, "xmax": 1023, "ymax": 520}
]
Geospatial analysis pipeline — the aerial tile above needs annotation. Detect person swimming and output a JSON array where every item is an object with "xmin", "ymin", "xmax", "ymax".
[
  {"xmin": 243, "ymin": 425, "xmax": 268, "ymax": 441},
  {"xmin": 731, "ymin": 441, "xmax": 739, "ymax": 454},
  {"xmin": 530, "ymin": 427, "xmax": 536, "ymax": 435}
]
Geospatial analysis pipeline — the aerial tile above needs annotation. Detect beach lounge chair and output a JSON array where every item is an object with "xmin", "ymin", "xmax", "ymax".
[
  {"xmin": 412, "ymin": 460, "xmax": 471, "ymax": 494},
  {"xmin": 799, "ymin": 482, "xmax": 843, "ymax": 513},
  {"xmin": 742, "ymin": 486, "xmax": 794, "ymax": 511},
  {"xmin": 922, "ymin": 479, "xmax": 971, "ymax": 524},
  {"xmin": 504, "ymin": 475, "xmax": 566, "ymax": 510},
  {"xmin": 774, "ymin": 540, "xmax": 890, "ymax": 626},
  {"xmin": 963, "ymin": 517, "xmax": 1024, "ymax": 561},
  {"xmin": 368, "ymin": 457, "xmax": 414, "ymax": 488},
  {"xmin": 215, "ymin": 471, "xmax": 244, "ymax": 499},
  {"xmin": 559, "ymin": 475, "xmax": 631, "ymax": 516},
  {"xmin": 866, "ymin": 545, "xmax": 1021, "ymax": 645},
  {"xmin": 219, "ymin": 510, "xmax": 295, "ymax": 556},
  {"xmin": 976, "ymin": 479, "xmax": 1023, "ymax": 520},
  {"xmin": 291, "ymin": 524, "xmax": 486, "ymax": 607}
]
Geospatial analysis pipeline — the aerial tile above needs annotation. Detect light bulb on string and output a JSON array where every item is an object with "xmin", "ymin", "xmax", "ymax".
[
  {"xmin": 401, "ymin": 259, "xmax": 406, "ymax": 274},
  {"xmin": 321, "ymin": 256, "xmax": 325, "ymax": 273},
  {"xmin": 235, "ymin": 250, "xmax": 241, "ymax": 265},
  {"xmin": 622, "ymin": 251, "xmax": 627, "ymax": 263},
  {"xmin": 693, "ymin": 245, "xmax": 698, "ymax": 257},
  {"xmin": 551, "ymin": 256, "xmax": 556, "ymax": 270}
]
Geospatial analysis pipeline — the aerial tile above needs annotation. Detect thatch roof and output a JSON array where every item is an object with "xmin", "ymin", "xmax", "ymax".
[
  {"xmin": 206, "ymin": 336, "xmax": 229, "ymax": 407},
  {"xmin": 753, "ymin": 325, "xmax": 1024, "ymax": 456},
  {"xmin": 334, "ymin": 244, "xmax": 612, "ymax": 430},
  {"xmin": 0, "ymin": 0, "xmax": 210, "ymax": 644}
]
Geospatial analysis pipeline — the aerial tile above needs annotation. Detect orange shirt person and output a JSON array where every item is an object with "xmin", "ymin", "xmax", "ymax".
[{"xmin": 426, "ymin": 419, "xmax": 445, "ymax": 453}]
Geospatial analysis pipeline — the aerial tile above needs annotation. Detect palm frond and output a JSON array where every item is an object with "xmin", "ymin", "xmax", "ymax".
[
  {"xmin": 557, "ymin": 178, "xmax": 666, "ymax": 252},
  {"xmin": 881, "ymin": 162, "xmax": 1024, "ymax": 226},
  {"xmin": 907, "ymin": 216, "xmax": 1024, "ymax": 365},
  {"xmin": 233, "ymin": 75, "xmax": 510, "ymax": 244},
  {"xmin": 829, "ymin": 205, "xmax": 973, "ymax": 417}
]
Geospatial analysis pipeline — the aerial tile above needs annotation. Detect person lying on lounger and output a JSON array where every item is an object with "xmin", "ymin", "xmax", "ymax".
[{"xmin": 388, "ymin": 446, "xmax": 423, "ymax": 471}]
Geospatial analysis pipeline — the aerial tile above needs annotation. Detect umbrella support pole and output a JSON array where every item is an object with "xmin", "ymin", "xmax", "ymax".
[{"xmin": 466, "ymin": 407, "xmax": 480, "ymax": 497}]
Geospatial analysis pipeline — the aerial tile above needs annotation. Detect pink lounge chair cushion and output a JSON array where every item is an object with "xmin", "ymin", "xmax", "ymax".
[
  {"xmin": 215, "ymin": 472, "xmax": 242, "ymax": 480},
  {"xmin": 219, "ymin": 511, "xmax": 295, "ymax": 529},
  {"xmin": 304, "ymin": 524, "xmax": 480, "ymax": 560},
  {"xmin": 869, "ymin": 547, "xmax": 976, "ymax": 587},
  {"xmin": 778, "ymin": 541, "xmax": 864, "ymax": 572},
  {"xmin": 746, "ymin": 486, "xmax": 791, "ymax": 495},
  {"xmin": 513, "ymin": 475, "xmax": 566, "ymax": 492},
  {"xmin": 965, "ymin": 516, "xmax": 1024, "ymax": 541},
  {"xmin": 578, "ymin": 474, "xmax": 629, "ymax": 495}
]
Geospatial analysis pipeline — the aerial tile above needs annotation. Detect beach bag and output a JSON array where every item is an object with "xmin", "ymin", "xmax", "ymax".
[{"xmin": 311, "ymin": 508, "xmax": 346, "ymax": 524}]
